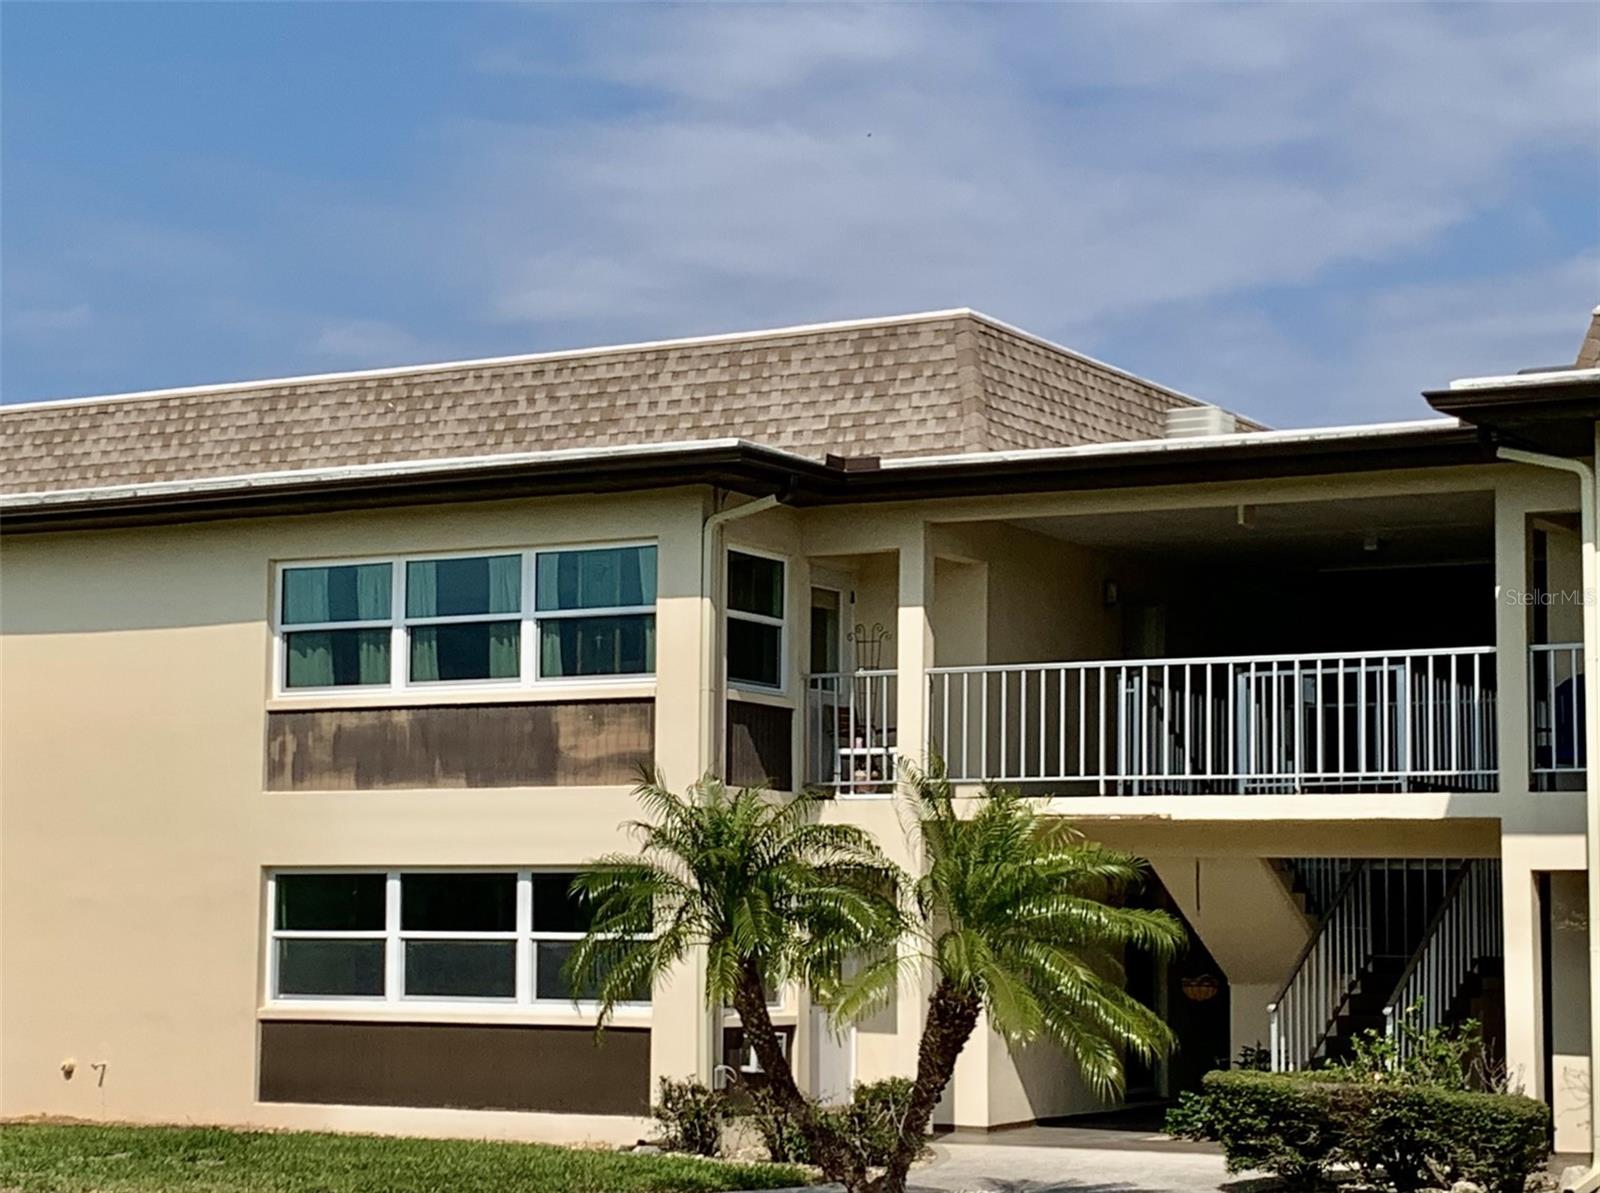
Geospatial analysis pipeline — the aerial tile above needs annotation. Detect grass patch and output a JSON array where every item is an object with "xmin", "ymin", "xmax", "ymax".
[{"xmin": 0, "ymin": 1121, "xmax": 813, "ymax": 1193}]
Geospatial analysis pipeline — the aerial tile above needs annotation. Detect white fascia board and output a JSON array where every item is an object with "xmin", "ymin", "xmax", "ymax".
[
  {"xmin": 1448, "ymin": 367, "xmax": 1600, "ymax": 391},
  {"xmin": 876, "ymin": 417, "xmax": 1463, "ymax": 470}
]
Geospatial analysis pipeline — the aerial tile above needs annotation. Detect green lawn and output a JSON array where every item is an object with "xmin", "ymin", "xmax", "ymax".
[{"xmin": 0, "ymin": 1122, "xmax": 812, "ymax": 1193}]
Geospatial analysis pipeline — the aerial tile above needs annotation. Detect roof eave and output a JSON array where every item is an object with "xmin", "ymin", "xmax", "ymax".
[
  {"xmin": 1424, "ymin": 373, "xmax": 1600, "ymax": 457},
  {"xmin": 0, "ymin": 423, "xmax": 1497, "ymax": 534}
]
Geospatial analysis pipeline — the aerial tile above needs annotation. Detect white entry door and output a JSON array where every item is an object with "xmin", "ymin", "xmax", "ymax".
[{"xmin": 808, "ymin": 1005, "xmax": 855, "ymax": 1105}]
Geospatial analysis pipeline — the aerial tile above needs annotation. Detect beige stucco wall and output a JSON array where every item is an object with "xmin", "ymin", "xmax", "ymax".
[
  {"xmin": 0, "ymin": 488, "xmax": 710, "ymax": 1142},
  {"xmin": 2, "ymin": 458, "xmax": 1594, "ymax": 1143}
]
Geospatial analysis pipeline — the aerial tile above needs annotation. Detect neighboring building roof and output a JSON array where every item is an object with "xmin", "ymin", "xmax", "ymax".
[
  {"xmin": 1577, "ymin": 306, "xmax": 1600, "ymax": 370},
  {"xmin": 0, "ymin": 309, "xmax": 1261, "ymax": 498}
]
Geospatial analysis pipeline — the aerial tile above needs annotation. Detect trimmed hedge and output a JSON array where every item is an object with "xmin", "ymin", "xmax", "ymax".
[{"xmin": 1167, "ymin": 1070, "xmax": 1550, "ymax": 1193}]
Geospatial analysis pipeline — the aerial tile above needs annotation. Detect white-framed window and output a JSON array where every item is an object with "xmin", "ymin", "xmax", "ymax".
[
  {"xmin": 273, "ymin": 543, "xmax": 657, "ymax": 695},
  {"xmin": 727, "ymin": 549, "xmax": 786, "ymax": 690},
  {"xmin": 266, "ymin": 869, "xmax": 650, "ymax": 1008},
  {"xmin": 279, "ymin": 561, "xmax": 396, "ymax": 690}
]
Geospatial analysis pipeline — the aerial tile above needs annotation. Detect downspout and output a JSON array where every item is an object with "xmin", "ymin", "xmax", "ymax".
[
  {"xmin": 1498, "ymin": 445, "xmax": 1600, "ymax": 1183},
  {"xmin": 694, "ymin": 490, "xmax": 781, "ymax": 1091},
  {"xmin": 698, "ymin": 492, "xmax": 782, "ymax": 779}
]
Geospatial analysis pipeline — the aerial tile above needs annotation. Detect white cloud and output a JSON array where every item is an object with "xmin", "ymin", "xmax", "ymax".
[
  {"xmin": 8, "ymin": 302, "xmax": 93, "ymax": 337},
  {"xmin": 311, "ymin": 319, "xmax": 427, "ymax": 364},
  {"xmin": 431, "ymin": 2, "xmax": 1598, "ymax": 424},
  {"xmin": 4, "ymin": 3, "xmax": 1595, "ymax": 415}
]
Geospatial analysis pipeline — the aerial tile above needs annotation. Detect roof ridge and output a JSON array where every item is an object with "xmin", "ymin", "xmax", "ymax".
[{"xmin": 1, "ymin": 308, "xmax": 979, "ymax": 415}]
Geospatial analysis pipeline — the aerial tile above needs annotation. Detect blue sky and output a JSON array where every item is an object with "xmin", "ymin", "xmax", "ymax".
[{"xmin": 3, "ymin": 2, "xmax": 1596, "ymax": 426}]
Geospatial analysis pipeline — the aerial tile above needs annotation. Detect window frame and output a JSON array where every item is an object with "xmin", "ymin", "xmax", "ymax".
[
  {"xmin": 725, "ymin": 546, "xmax": 788, "ymax": 694},
  {"xmin": 531, "ymin": 544, "xmax": 659, "ymax": 683},
  {"xmin": 271, "ymin": 541, "xmax": 658, "ymax": 698},
  {"xmin": 264, "ymin": 868, "xmax": 652, "ymax": 1015}
]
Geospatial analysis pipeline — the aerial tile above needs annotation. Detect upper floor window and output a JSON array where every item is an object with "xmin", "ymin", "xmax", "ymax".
[
  {"xmin": 727, "ymin": 550, "xmax": 785, "ymax": 690},
  {"xmin": 536, "ymin": 546, "xmax": 657, "ymax": 678},
  {"xmin": 275, "ymin": 544, "xmax": 656, "ymax": 694},
  {"xmin": 280, "ymin": 562, "xmax": 394, "ymax": 689},
  {"xmin": 405, "ymin": 555, "xmax": 521, "ymax": 683},
  {"xmin": 268, "ymin": 869, "xmax": 648, "ymax": 1007}
]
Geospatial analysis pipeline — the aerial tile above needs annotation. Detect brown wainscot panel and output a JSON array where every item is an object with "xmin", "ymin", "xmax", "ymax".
[
  {"xmin": 725, "ymin": 700, "xmax": 793, "ymax": 790},
  {"xmin": 259, "ymin": 1020, "xmax": 650, "ymax": 1115},
  {"xmin": 266, "ymin": 700, "xmax": 654, "ymax": 790}
]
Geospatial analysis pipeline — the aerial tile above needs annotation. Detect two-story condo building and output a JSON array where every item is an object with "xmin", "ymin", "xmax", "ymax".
[{"xmin": 3, "ymin": 309, "xmax": 1599, "ymax": 1155}]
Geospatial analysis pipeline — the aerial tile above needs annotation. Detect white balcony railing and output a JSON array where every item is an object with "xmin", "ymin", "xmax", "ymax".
[
  {"xmin": 926, "ymin": 647, "xmax": 1497, "ymax": 794},
  {"xmin": 804, "ymin": 670, "xmax": 898, "ymax": 795},
  {"xmin": 1530, "ymin": 642, "xmax": 1584, "ymax": 777}
]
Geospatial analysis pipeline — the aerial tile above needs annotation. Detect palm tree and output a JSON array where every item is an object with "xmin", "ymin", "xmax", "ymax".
[
  {"xmin": 565, "ymin": 771, "xmax": 905, "ymax": 1181},
  {"xmin": 837, "ymin": 761, "xmax": 1185, "ymax": 1193}
]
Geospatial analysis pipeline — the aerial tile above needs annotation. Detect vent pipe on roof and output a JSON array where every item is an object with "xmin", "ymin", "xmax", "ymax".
[{"xmin": 1164, "ymin": 406, "xmax": 1237, "ymax": 438}]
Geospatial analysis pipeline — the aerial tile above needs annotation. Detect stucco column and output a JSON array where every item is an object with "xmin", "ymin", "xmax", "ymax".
[
  {"xmin": 896, "ymin": 528, "xmax": 937, "ymax": 1082},
  {"xmin": 1501, "ymin": 834, "xmax": 1547, "ymax": 1103},
  {"xmin": 649, "ymin": 499, "xmax": 713, "ymax": 1091},
  {"xmin": 1494, "ymin": 490, "xmax": 1532, "ymax": 800}
]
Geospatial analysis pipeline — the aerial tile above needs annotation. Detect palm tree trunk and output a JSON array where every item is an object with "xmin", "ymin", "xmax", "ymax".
[
  {"xmin": 729, "ymin": 960, "xmax": 803, "ymax": 1108},
  {"xmin": 868, "ymin": 976, "xmax": 982, "ymax": 1193},
  {"xmin": 729, "ymin": 961, "xmax": 871, "ymax": 1190}
]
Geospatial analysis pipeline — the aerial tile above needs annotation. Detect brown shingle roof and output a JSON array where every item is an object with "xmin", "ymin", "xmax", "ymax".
[
  {"xmin": 0, "ymin": 310, "xmax": 1259, "ymax": 497},
  {"xmin": 1576, "ymin": 308, "xmax": 1600, "ymax": 370}
]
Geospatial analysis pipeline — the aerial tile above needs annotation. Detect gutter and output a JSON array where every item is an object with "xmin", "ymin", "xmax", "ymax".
[{"xmin": 1498, "ymin": 445, "xmax": 1600, "ymax": 1186}]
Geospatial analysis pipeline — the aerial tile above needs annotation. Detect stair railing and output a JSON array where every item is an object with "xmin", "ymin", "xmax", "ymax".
[
  {"xmin": 1269, "ymin": 861, "xmax": 1371, "ymax": 1071},
  {"xmin": 1382, "ymin": 859, "xmax": 1503, "ymax": 1058}
]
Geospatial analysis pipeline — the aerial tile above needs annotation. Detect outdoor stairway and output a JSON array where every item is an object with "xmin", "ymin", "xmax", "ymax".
[{"xmin": 1268, "ymin": 858, "xmax": 1503, "ymax": 1070}]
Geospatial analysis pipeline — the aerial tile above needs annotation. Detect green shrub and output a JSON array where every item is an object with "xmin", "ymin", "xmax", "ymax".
[
  {"xmin": 651, "ymin": 1077, "xmax": 728, "ymax": 1157},
  {"xmin": 827, "ymin": 1078, "xmax": 924, "ymax": 1171},
  {"xmin": 1192, "ymin": 1071, "xmax": 1342, "ymax": 1183},
  {"xmin": 736, "ymin": 1077, "xmax": 926, "ymax": 1170},
  {"xmin": 1174, "ymin": 1070, "xmax": 1550, "ymax": 1193},
  {"xmin": 743, "ymin": 1086, "xmax": 811, "ymax": 1164}
]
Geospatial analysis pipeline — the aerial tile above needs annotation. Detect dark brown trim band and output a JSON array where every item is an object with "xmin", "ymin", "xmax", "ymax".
[{"xmin": 2, "ymin": 427, "xmax": 1495, "ymax": 534}]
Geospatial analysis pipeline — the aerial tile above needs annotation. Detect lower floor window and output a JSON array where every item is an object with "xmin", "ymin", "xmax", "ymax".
[{"xmin": 268, "ymin": 869, "xmax": 648, "ymax": 1006}]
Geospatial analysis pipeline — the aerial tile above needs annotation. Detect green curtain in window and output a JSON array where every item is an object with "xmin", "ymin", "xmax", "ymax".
[
  {"xmin": 411, "ymin": 633, "xmax": 438, "ymax": 682},
  {"xmin": 407, "ymin": 556, "xmax": 520, "ymax": 619},
  {"xmin": 287, "ymin": 628, "xmax": 389, "ymax": 687},
  {"xmin": 489, "ymin": 622, "xmax": 519, "ymax": 676},
  {"xmin": 490, "ymin": 556, "xmax": 520, "ymax": 616},
  {"xmin": 283, "ymin": 564, "xmax": 390, "ymax": 625},
  {"xmin": 537, "ymin": 546, "xmax": 656, "ymax": 611},
  {"xmin": 284, "ymin": 568, "xmax": 331, "ymax": 625},
  {"xmin": 407, "ymin": 561, "xmax": 440, "ymax": 619},
  {"xmin": 356, "ymin": 566, "xmax": 390, "ymax": 621}
]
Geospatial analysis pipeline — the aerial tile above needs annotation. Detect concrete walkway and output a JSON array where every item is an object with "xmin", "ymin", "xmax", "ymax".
[
  {"xmin": 905, "ymin": 1128, "xmax": 1242, "ymax": 1193},
  {"xmin": 752, "ymin": 1126, "xmax": 1250, "ymax": 1193}
]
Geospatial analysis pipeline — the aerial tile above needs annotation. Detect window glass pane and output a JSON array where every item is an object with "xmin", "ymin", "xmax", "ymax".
[
  {"xmin": 539, "ymin": 614, "xmax": 655, "ymax": 678},
  {"xmin": 406, "ymin": 556, "xmax": 521, "ymax": 619},
  {"xmin": 275, "ymin": 939, "xmax": 385, "ymax": 997},
  {"xmin": 404, "ymin": 941, "xmax": 516, "ymax": 999},
  {"xmin": 530, "ymin": 873, "xmax": 589, "ymax": 934},
  {"xmin": 536, "ymin": 547, "xmax": 657, "ymax": 611},
  {"xmin": 534, "ymin": 941, "xmax": 649, "ymax": 1003},
  {"xmin": 282, "ymin": 564, "xmax": 391, "ymax": 625},
  {"xmin": 728, "ymin": 552, "xmax": 784, "ymax": 619},
  {"xmin": 810, "ymin": 590, "xmax": 841, "ymax": 674},
  {"xmin": 401, "ymin": 873, "xmax": 516, "ymax": 932},
  {"xmin": 284, "ymin": 629, "xmax": 390, "ymax": 688},
  {"xmin": 728, "ymin": 618, "xmax": 782, "ymax": 688},
  {"xmin": 409, "ymin": 622, "xmax": 520, "ymax": 682},
  {"xmin": 275, "ymin": 874, "xmax": 386, "ymax": 931}
]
